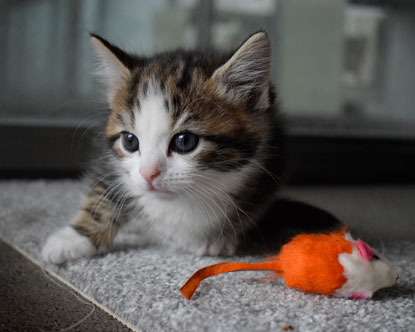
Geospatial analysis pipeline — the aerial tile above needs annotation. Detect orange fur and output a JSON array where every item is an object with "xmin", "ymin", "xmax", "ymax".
[
  {"xmin": 180, "ymin": 229, "xmax": 352, "ymax": 299},
  {"xmin": 276, "ymin": 230, "xmax": 352, "ymax": 295}
]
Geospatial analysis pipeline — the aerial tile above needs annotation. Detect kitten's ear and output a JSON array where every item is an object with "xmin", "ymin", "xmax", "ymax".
[
  {"xmin": 90, "ymin": 34, "xmax": 132, "ymax": 103},
  {"xmin": 211, "ymin": 31, "xmax": 271, "ymax": 102}
]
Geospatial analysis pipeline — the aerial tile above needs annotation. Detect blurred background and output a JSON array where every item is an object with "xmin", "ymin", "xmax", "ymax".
[{"xmin": 1, "ymin": 0, "xmax": 415, "ymax": 183}]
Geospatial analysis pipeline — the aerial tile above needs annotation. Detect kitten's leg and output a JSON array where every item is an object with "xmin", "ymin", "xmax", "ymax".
[
  {"xmin": 42, "ymin": 183, "xmax": 119, "ymax": 264},
  {"xmin": 204, "ymin": 238, "xmax": 237, "ymax": 256},
  {"xmin": 187, "ymin": 230, "xmax": 238, "ymax": 256}
]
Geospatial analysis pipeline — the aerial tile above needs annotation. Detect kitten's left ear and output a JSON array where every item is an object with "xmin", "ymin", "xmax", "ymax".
[
  {"xmin": 90, "ymin": 34, "xmax": 133, "ymax": 103},
  {"xmin": 211, "ymin": 31, "xmax": 271, "ymax": 102}
]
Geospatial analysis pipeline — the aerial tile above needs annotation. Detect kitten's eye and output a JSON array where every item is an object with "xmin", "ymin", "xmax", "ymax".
[
  {"xmin": 170, "ymin": 132, "xmax": 199, "ymax": 154},
  {"xmin": 373, "ymin": 254, "xmax": 380, "ymax": 260},
  {"xmin": 122, "ymin": 132, "xmax": 139, "ymax": 152}
]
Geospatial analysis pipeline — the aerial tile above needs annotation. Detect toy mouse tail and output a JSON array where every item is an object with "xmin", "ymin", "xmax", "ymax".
[{"xmin": 180, "ymin": 260, "xmax": 281, "ymax": 300}]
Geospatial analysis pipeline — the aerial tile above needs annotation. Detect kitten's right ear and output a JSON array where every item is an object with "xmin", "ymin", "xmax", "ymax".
[{"xmin": 90, "ymin": 34, "xmax": 132, "ymax": 103}]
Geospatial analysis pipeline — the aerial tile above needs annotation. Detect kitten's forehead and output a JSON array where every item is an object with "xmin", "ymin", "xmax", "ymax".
[
  {"xmin": 106, "ymin": 55, "xmax": 225, "ymax": 137},
  {"xmin": 134, "ymin": 78, "xmax": 171, "ymax": 150},
  {"xmin": 106, "ymin": 70, "xmax": 188, "ymax": 138}
]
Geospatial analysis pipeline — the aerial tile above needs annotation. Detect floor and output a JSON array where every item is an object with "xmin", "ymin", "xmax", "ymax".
[{"xmin": 0, "ymin": 240, "xmax": 132, "ymax": 332}]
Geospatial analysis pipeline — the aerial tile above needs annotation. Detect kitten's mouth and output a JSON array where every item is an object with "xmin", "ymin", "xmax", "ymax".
[
  {"xmin": 148, "ymin": 185, "xmax": 174, "ymax": 196},
  {"xmin": 155, "ymin": 188, "xmax": 173, "ymax": 194}
]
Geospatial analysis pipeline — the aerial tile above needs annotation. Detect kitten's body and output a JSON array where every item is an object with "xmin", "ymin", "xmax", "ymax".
[{"xmin": 43, "ymin": 32, "xmax": 340, "ymax": 264}]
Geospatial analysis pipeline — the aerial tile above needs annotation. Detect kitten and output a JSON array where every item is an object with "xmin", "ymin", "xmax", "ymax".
[{"xmin": 42, "ymin": 32, "xmax": 341, "ymax": 264}]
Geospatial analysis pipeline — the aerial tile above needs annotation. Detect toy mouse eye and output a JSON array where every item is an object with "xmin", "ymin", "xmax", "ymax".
[{"xmin": 373, "ymin": 254, "xmax": 379, "ymax": 260}]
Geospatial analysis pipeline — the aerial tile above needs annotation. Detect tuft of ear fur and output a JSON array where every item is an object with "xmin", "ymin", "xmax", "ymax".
[
  {"xmin": 90, "ymin": 34, "xmax": 132, "ymax": 104},
  {"xmin": 211, "ymin": 31, "xmax": 271, "ymax": 102}
]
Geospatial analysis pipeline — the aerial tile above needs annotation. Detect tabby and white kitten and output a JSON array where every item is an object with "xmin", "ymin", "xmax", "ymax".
[{"xmin": 42, "ymin": 31, "xmax": 284, "ymax": 264}]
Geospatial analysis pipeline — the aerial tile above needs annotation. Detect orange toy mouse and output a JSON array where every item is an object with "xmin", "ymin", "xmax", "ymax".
[{"xmin": 180, "ymin": 229, "xmax": 398, "ymax": 300}]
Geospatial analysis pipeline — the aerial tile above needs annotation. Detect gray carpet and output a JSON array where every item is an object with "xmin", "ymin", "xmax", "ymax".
[{"xmin": 0, "ymin": 180, "xmax": 414, "ymax": 332}]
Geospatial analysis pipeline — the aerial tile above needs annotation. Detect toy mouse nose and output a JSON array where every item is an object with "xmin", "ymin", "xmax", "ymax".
[{"xmin": 139, "ymin": 167, "xmax": 161, "ymax": 187}]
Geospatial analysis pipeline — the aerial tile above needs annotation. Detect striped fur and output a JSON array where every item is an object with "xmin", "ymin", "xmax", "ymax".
[{"xmin": 43, "ymin": 32, "xmax": 285, "ymax": 263}]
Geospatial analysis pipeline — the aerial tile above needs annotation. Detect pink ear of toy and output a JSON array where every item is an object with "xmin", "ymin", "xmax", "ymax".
[{"xmin": 356, "ymin": 239, "xmax": 373, "ymax": 261}]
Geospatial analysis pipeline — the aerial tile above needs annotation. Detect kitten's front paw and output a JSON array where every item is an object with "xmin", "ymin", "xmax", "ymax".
[{"xmin": 42, "ymin": 226, "xmax": 97, "ymax": 264}]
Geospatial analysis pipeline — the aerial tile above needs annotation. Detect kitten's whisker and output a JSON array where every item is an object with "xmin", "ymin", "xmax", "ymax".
[
  {"xmin": 192, "ymin": 174, "xmax": 240, "ymax": 216},
  {"xmin": 89, "ymin": 181, "xmax": 125, "ymax": 219},
  {"xmin": 196, "ymin": 157, "xmax": 280, "ymax": 183},
  {"xmin": 112, "ymin": 191, "xmax": 130, "ymax": 228},
  {"xmin": 191, "ymin": 173, "xmax": 260, "ymax": 248},
  {"xmin": 190, "ymin": 183, "xmax": 238, "ymax": 246},
  {"xmin": 76, "ymin": 117, "xmax": 108, "ymax": 148},
  {"xmin": 181, "ymin": 187, "xmax": 210, "ymax": 228},
  {"xmin": 73, "ymin": 108, "xmax": 107, "ymax": 133},
  {"xmin": 192, "ymin": 173, "xmax": 252, "ymax": 222},
  {"xmin": 190, "ymin": 183, "xmax": 231, "ymax": 245},
  {"xmin": 187, "ymin": 185, "xmax": 222, "ymax": 230},
  {"xmin": 68, "ymin": 110, "xmax": 104, "ymax": 143},
  {"xmin": 187, "ymin": 184, "xmax": 225, "ymax": 245},
  {"xmin": 87, "ymin": 172, "xmax": 119, "ymax": 195},
  {"xmin": 85, "ymin": 173, "xmax": 118, "ymax": 199},
  {"xmin": 244, "ymin": 157, "xmax": 279, "ymax": 181},
  {"xmin": 181, "ymin": 186, "xmax": 223, "ymax": 248}
]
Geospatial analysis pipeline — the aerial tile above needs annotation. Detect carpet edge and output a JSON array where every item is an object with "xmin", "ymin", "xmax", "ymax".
[{"xmin": 0, "ymin": 234, "xmax": 142, "ymax": 332}]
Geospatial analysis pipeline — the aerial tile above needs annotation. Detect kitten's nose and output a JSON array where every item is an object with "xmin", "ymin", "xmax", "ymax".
[{"xmin": 139, "ymin": 166, "xmax": 161, "ymax": 187}]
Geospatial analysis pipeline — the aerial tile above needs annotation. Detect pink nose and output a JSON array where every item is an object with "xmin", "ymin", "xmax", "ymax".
[{"xmin": 139, "ymin": 167, "xmax": 161, "ymax": 187}]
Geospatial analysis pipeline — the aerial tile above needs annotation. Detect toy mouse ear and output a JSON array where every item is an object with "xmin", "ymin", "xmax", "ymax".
[{"xmin": 356, "ymin": 239, "xmax": 374, "ymax": 261}]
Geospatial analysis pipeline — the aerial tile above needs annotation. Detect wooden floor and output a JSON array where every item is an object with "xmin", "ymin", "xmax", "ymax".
[{"xmin": 0, "ymin": 240, "xmax": 133, "ymax": 332}]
